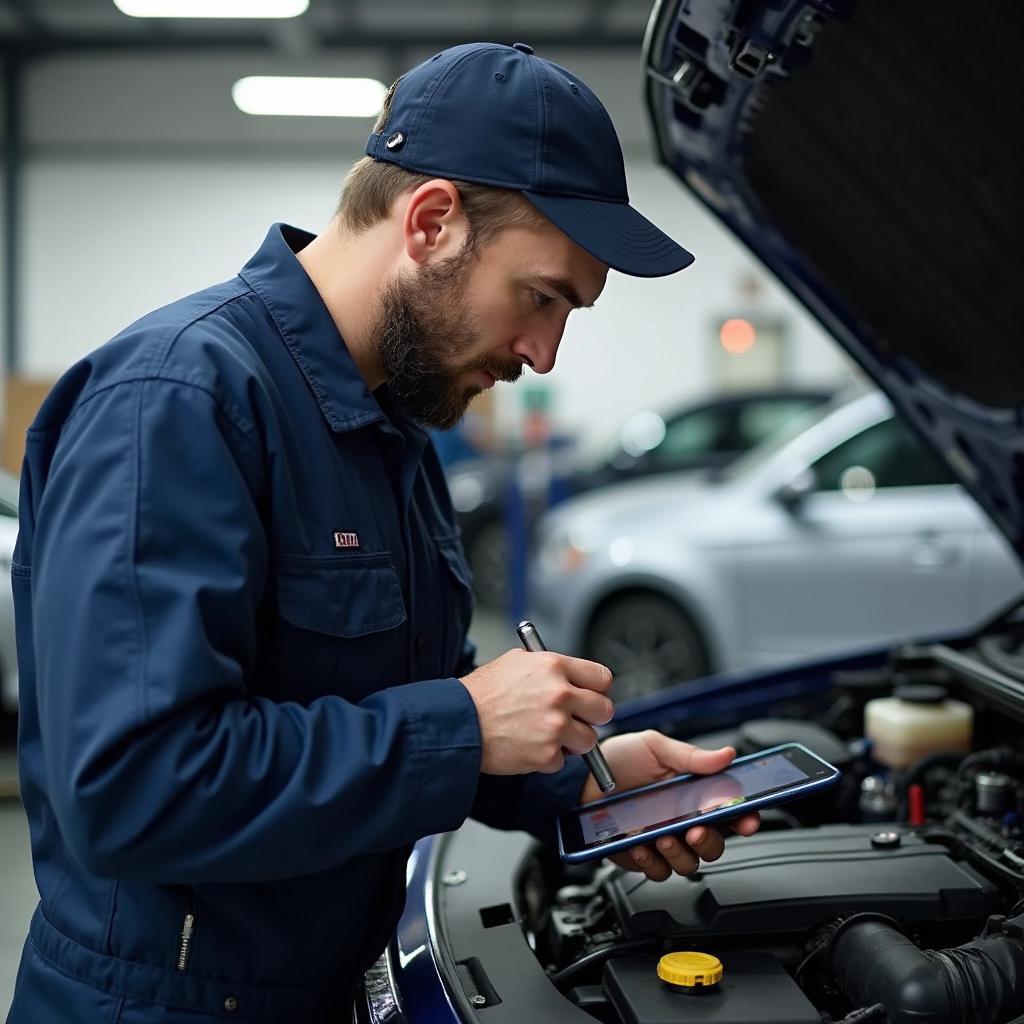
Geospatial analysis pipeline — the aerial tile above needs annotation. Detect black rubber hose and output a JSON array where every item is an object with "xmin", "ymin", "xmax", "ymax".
[
  {"xmin": 830, "ymin": 917, "xmax": 1024, "ymax": 1024},
  {"xmin": 548, "ymin": 939, "xmax": 658, "ymax": 988}
]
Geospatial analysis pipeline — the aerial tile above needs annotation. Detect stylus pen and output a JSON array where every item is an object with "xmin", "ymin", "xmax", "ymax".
[{"xmin": 516, "ymin": 620, "xmax": 617, "ymax": 794}]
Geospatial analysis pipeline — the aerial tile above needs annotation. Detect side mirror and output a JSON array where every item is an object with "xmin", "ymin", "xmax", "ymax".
[{"xmin": 775, "ymin": 468, "xmax": 816, "ymax": 513}]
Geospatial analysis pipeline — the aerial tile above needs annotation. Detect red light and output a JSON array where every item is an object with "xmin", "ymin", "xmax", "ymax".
[
  {"xmin": 908, "ymin": 784, "xmax": 926, "ymax": 826},
  {"xmin": 720, "ymin": 318, "xmax": 757, "ymax": 354}
]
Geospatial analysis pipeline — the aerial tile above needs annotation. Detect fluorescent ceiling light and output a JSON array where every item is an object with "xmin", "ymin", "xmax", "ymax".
[
  {"xmin": 113, "ymin": 0, "xmax": 308, "ymax": 18},
  {"xmin": 232, "ymin": 77, "xmax": 388, "ymax": 118}
]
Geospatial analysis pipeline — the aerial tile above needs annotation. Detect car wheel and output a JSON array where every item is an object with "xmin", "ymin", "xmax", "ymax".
[
  {"xmin": 585, "ymin": 593, "xmax": 708, "ymax": 701},
  {"xmin": 466, "ymin": 519, "xmax": 508, "ymax": 610}
]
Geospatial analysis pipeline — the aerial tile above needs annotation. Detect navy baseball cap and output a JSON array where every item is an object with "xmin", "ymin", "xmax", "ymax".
[{"xmin": 365, "ymin": 42, "xmax": 695, "ymax": 278}]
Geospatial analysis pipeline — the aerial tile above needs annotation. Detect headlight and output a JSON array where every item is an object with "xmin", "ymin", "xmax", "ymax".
[{"xmin": 360, "ymin": 950, "xmax": 406, "ymax": 1024}]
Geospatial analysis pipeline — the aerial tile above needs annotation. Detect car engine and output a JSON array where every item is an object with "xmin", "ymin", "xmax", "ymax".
[{"xmin": 510, "ymin": 625, "xmax": 1024, "ymax": 1024}]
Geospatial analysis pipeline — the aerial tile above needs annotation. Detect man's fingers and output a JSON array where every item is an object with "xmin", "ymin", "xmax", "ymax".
[
  {"xmin": 653, "ymin": 835, "xmax": 700, "ymax": 876},
  {"xmin": 681, "ymin": 744, "xmax": 735, "ymax": 776},
  {"xmin": 539, "ymin": 748, "xmax": 566, "ymax": 774},
  {"xmin": 729, "ymin": 812, "xmax": 761, "ymax": 837},
  {"xmin": 622, "ymin": 823, "xmax": 743, "ymax": 881},
  {"xmin": 560, "ymin": 655, "xmax": 614, "ymax": 694},
  {"xmin": 684, "ymin": 826, "xmax": 726, "ymax": 863},
  {"xmin": 643, "ymin": 731, "xmax": 735, "ymax": 776},
  {"xmin": 561, "ymin": 719, "xmax": 599, "ymax": 756},
  {"xmin": 631, "ymin": 845, "xmax": 672, "ymax": 882},
  {"xmin": 564, "ymin": 686, "xmax": 614, "ymax": 727},
  {"xmin": 629, "ymin": 831, "xmax": 718, "ymax": 880}
]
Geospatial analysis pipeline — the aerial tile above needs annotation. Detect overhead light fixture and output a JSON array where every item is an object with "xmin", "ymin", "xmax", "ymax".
[
  {"xmin": 113, "ymin": 0, "xmax": 308, "ymax": 18},
  {"xmin": 232, "ymin": 77, "xmax": 388, "ymax": 118}
]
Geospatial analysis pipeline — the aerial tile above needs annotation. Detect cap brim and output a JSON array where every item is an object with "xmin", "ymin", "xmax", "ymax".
[{"xmin": 522, "ymin": 191, "xmax": 695, "ymax": 278}]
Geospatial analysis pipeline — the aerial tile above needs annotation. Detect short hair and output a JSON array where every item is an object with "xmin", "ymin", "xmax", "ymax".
[{"xmin": 336, "ymin": 78, "xmax": 548, "ymax": 247}]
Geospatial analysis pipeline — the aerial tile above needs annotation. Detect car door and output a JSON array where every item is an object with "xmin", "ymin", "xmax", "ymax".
[{"xmin": 731, "ymin": 417, "xmax": 981, "ymax": 665}]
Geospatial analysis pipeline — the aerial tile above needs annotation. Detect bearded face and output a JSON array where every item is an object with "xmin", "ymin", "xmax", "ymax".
[{"xmin": 374, "ymin": 238, "xmax": 523, "ymax": 430}]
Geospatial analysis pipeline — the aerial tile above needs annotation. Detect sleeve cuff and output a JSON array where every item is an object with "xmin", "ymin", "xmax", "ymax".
[
  {"xmin": 519, "ymin": 757, "xmax": 590, "ymax": 844},
  {"xmin": 393, "ymin": 677, "xmax": 483, "ymax": 839}
]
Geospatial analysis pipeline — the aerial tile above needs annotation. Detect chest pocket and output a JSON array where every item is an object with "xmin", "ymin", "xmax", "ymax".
[{"xmin": 263, "ymin": 553, "xmax": 408, "ymax": 703}]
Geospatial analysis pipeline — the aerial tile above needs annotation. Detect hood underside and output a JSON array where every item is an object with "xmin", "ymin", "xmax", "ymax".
[{"xmin": 644, "ymin": 0, "xmax": 1024, "ymax": 558}]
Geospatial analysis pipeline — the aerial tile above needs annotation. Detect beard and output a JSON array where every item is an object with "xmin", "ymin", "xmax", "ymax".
[{"xmin": 373, "ymin": 241, "xmax": 523, "ymax": 430}]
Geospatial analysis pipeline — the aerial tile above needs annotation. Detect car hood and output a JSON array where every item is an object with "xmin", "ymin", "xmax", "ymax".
[
  {"xmin": 540, "ymin": 471, "xmax": 722, "ymax": 540},
  {"xmin": 643, "ymin": 0, "xmax": 1024, "ymax": 559}
]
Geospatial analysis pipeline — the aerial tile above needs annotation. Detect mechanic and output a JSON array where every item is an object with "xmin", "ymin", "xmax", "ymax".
[{"xmin": 7, "ymin": 43, "xmax": 759, "ymax": 1023}]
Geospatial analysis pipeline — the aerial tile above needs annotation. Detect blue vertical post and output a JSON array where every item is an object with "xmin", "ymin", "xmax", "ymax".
[
  {"xmin": 504, "ymin": 455, "xmax": 527, "ymax": 625},
  {"xmin": 547, "ymin": 434, "xmax": 574, "ymax": 510}
]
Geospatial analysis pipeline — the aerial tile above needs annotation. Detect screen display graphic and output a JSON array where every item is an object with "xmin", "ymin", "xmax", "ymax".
[{"xmin": 578, "ymin": 752, "xmax": 809, "ymax": 847}]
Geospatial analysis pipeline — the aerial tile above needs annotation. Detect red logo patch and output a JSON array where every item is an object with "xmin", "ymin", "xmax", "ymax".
[{"xmin": 333, "ymin": 532, "xmax": 360, "ymax": 549}]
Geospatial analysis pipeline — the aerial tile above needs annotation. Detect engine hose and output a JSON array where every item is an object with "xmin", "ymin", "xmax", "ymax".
[
  {"xmin": 829, "ymin": 914, "xmax": 1024, "ymax": 1024},
  {"xmin": 548, "ymin": 939, "xmax": 658, "ymax": 988}
]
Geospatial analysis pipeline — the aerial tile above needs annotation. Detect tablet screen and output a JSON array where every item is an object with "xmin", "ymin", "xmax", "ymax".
[{"xmin": 578, "ymin": 751, "xmax": 810, "ymax": 847}]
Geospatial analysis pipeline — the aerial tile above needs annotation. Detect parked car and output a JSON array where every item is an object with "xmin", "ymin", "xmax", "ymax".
[
  {"xmin": 528, "ymin": 389, "xmax": 1024, "ymax": 699},
  {"xmin": 450, "ymin": 388, "xmax": 832, "ymax": 608},
  {"xmin": 0, "ymin": 471, "xmax": 18, "ymax": 716},
  {"xmin": 359, "ymin": 2, "xmax": 1024, "ymax": 1023}
]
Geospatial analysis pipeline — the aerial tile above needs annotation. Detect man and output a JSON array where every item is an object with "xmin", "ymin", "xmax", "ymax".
[{"xmin": 7, "ymin": 43, "xmax": 758, "ymax": 1022}]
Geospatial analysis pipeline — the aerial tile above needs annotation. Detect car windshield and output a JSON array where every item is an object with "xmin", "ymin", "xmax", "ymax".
[
  {"xmin": 712, "ymin": 395, "xmax": 848, "ymax": 483},
  {"xmin": 587, "ymin": 395, "xmax": 826, "ymax": 472}
]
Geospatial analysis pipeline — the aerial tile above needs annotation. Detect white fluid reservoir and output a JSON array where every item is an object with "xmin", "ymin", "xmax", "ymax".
[{"xmin": 865, "ymin": 684, "xmax": 973, "ymax": 769}]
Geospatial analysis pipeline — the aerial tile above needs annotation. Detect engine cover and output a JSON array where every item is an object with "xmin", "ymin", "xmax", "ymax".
[
  {"xmin": 608, "ymin": 824, "xmax": 999, "ymax": 940},
  {"xmin": 604, "ymin": 953, "xmax": 820, "ymax": 1024}
]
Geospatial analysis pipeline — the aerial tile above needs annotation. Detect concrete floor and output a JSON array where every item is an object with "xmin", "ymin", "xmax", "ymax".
[
  {"xmin": 0, "ymin": 798, "xmax": 34, "ymax": 1009},
  {"xmin": 0, "ymin": 609, "xmax": 511, "ymax": 1013}
]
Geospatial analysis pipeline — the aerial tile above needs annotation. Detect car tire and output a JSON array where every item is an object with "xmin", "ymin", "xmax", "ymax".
[{"xmin": 584, "ymin": 593, "xmax": 709, "ymax": 701}]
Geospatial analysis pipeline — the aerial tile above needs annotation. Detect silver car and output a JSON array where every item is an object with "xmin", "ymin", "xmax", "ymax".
[
  {"xmin": 528, "ymin": 390, "xmax": 1024, "ymax": 700},
  {"xmin": 0, "ymin": 471, "xmax": 19, "ymax": 715}
]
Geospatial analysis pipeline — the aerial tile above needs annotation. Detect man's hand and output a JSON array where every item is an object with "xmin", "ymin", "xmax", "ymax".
[
  {"xmin": 581, "ymin": 730, "xmax": 760, "ymax": 882},
  {"xmin": 460, "ymin": 649, "xmax": 614, "ymax": 775}
]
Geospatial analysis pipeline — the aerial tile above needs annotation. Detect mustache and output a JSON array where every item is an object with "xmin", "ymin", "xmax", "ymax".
[{"xmin": 470, "ymin": 358, "xmax": 525, "ymax": 385}]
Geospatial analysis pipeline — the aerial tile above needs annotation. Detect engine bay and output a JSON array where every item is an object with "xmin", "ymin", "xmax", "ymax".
[{"xmin": 428, "ymin": 613, "xmax": 1024, "ymax": 1024}]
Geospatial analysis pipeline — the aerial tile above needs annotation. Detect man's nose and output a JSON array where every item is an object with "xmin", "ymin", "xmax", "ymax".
[{"xmin": 511, "ymin": 324, "xmax": 565, "ymax": 375}]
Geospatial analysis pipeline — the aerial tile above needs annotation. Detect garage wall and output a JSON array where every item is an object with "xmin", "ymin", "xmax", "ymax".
[{"xmin": 12, "ymin": 50, "xmax": 855, "ymax": 452}]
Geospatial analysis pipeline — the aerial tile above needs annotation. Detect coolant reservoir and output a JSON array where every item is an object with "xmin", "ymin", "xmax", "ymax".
[{"xmin": 865, "ymin": 683, "xmax": 973, "ymax": 768}]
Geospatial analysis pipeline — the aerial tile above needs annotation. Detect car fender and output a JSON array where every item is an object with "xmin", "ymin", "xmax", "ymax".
[{"xmin": 571, "ymin": 558, "xmax": 730, "ymax": 673}]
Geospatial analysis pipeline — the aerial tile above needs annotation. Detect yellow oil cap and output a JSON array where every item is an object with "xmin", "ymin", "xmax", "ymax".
[{"xmin": 657, "ymin": 952, "xmax": 724, "ymax": 989}]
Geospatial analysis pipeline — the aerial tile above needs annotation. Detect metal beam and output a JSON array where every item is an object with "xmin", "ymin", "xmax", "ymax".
[{"xmin": 0, "ymin": 26, "xmax": 644, "ymax": 59}]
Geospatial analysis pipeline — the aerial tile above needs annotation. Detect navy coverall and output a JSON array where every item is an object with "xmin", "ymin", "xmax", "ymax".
[{"xmin": 7, "ymin": 224, "xmax": 586, "ymax": 1023}]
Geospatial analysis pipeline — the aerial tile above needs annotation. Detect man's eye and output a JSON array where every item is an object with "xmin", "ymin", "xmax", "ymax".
[{"xmin": 532, "ymin": 290, "xmax": 555, "ymax": 310}]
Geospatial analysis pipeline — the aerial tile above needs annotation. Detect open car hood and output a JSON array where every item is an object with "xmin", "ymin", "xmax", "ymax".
[{"xmin": 643, "ymin": 0, "xmax": 1024, "ymax": 559}]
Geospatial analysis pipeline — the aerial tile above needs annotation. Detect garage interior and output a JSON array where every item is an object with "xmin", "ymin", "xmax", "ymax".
[{"xmin": 3, "ymin": 2, "xmax": 1021, "ymax": 1023}]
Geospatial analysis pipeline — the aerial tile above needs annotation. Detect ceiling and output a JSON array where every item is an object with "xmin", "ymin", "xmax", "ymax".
[{"xmin": 0, "ymin": 0, "xmax": 656, "ymax": 58}]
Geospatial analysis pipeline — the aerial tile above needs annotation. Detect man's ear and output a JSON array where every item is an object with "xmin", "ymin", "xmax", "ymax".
[{"xmin": 401, "ymin": 179, "xmax": 468, "ymax": 264}]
